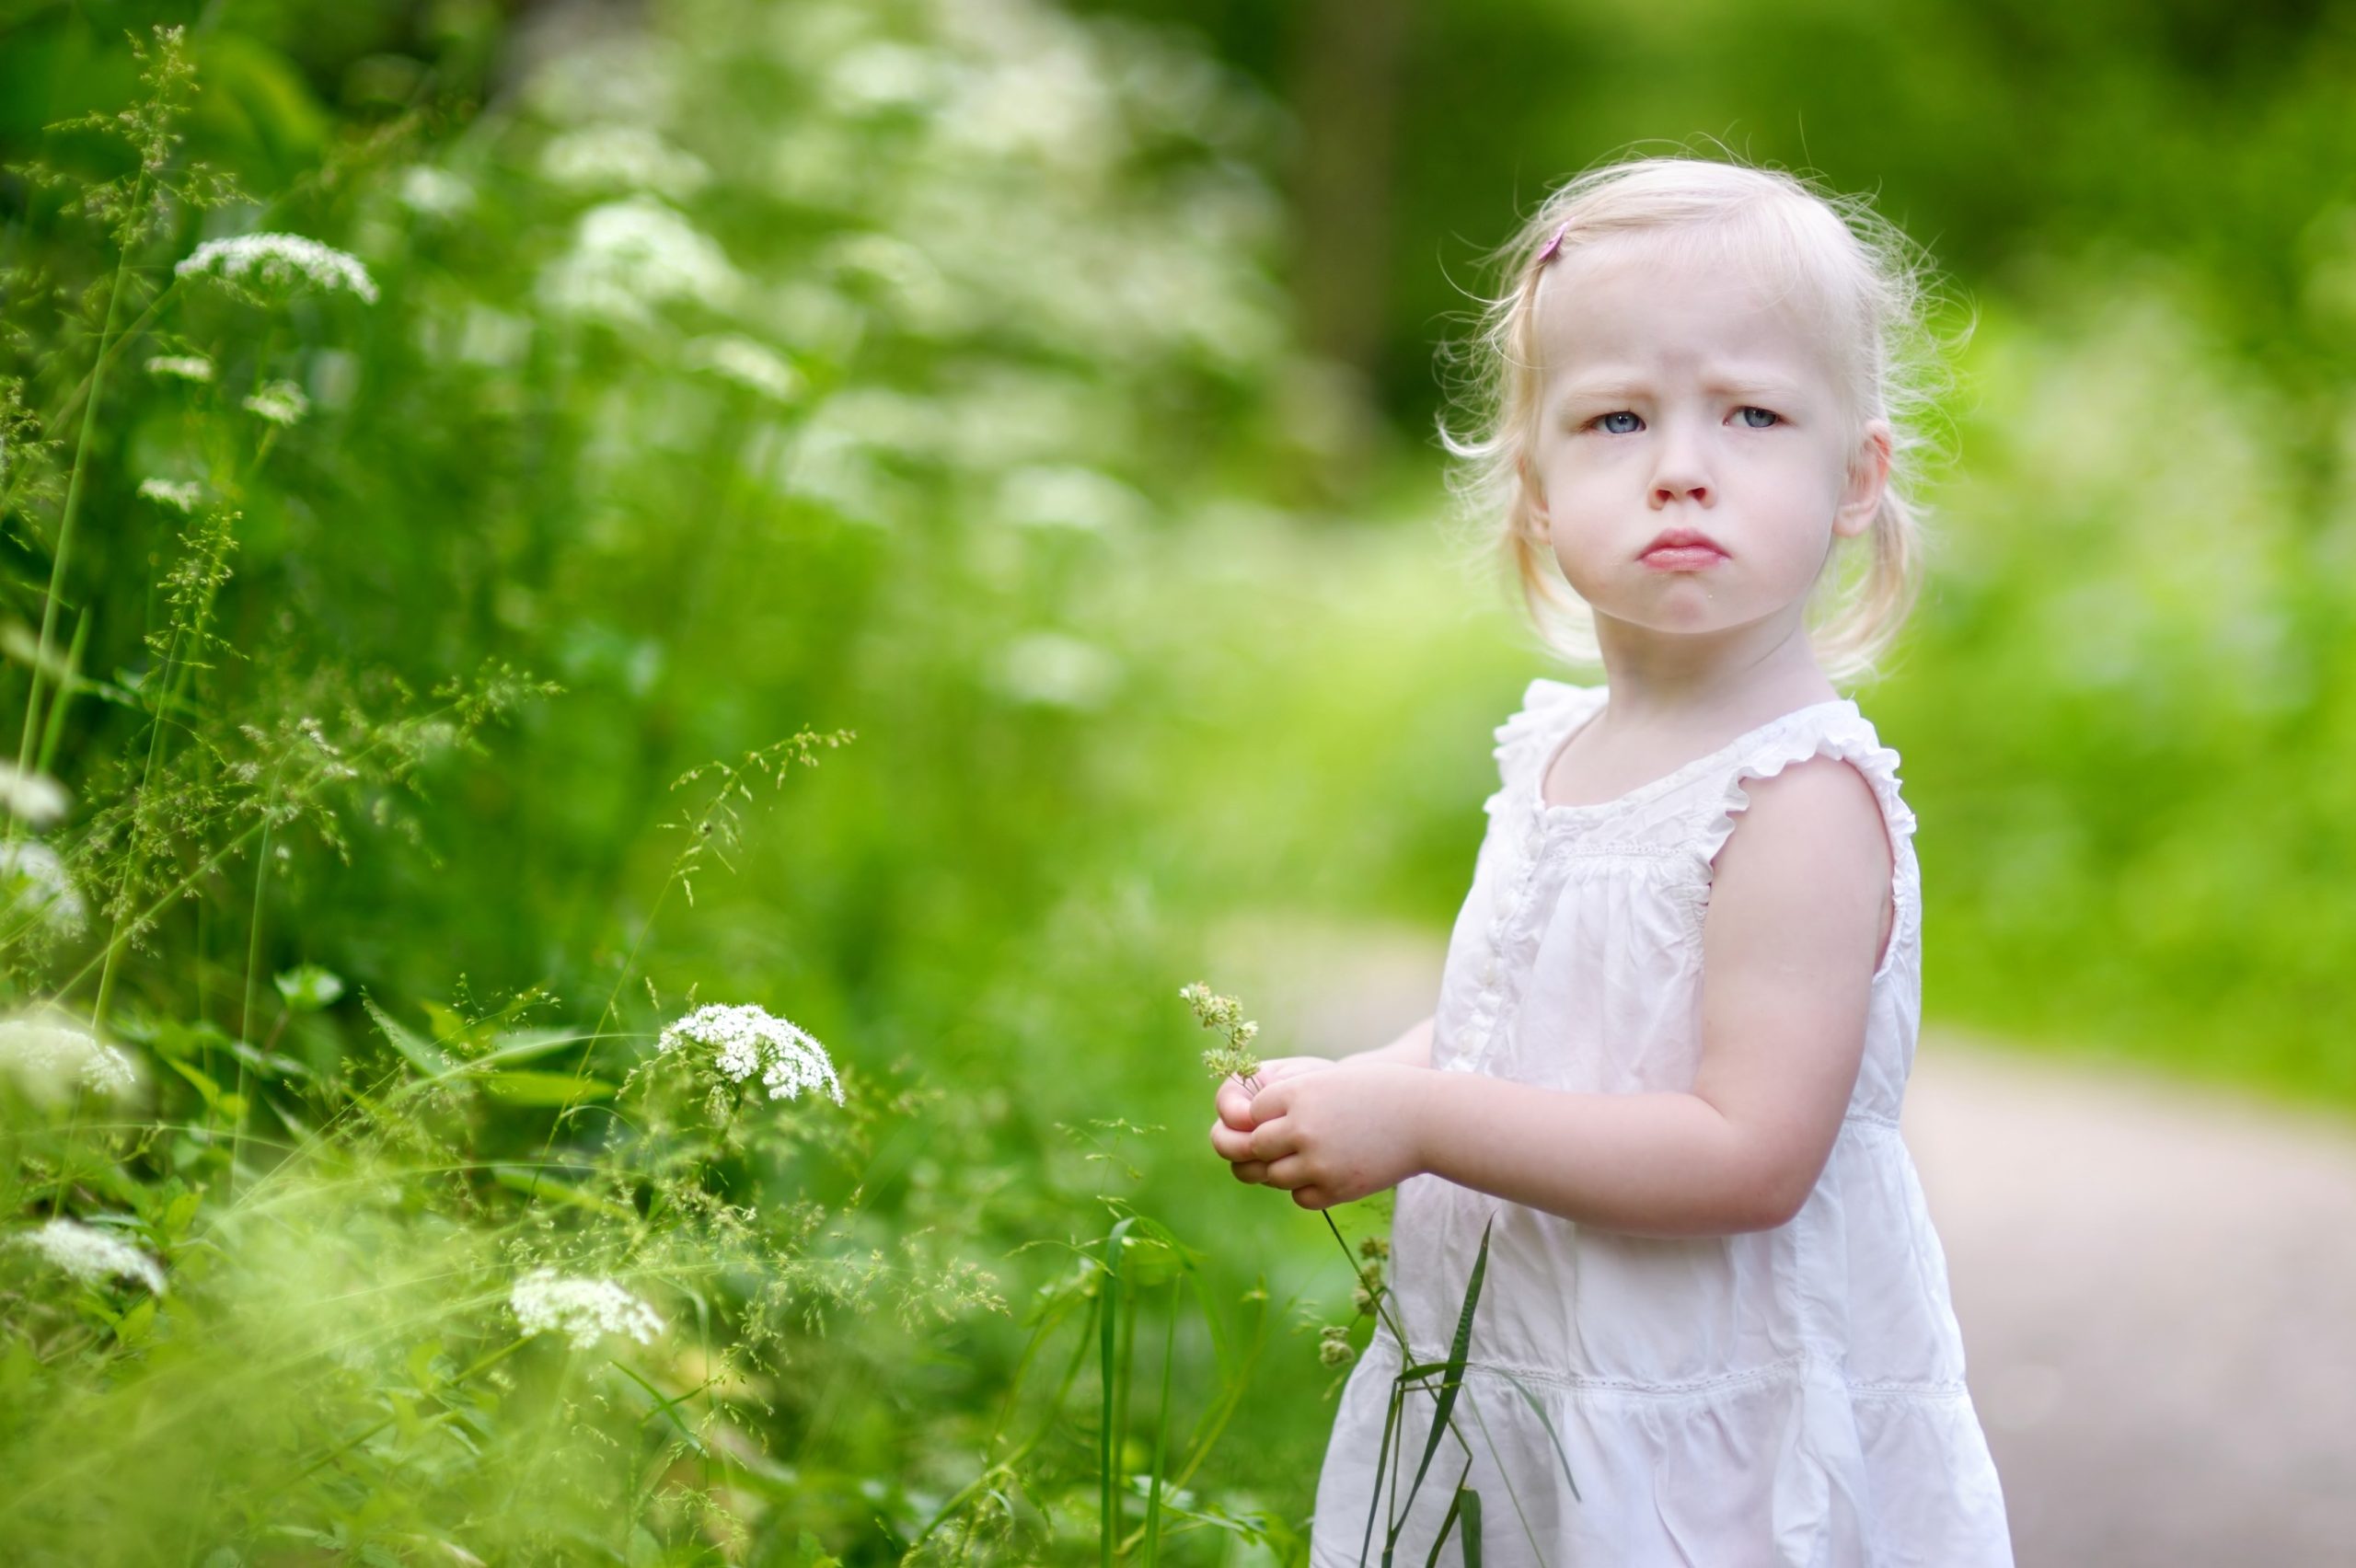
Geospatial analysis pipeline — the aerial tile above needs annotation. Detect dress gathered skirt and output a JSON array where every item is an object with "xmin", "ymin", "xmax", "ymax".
[{"xmin": 1308, "ymin": 679, "xmax": 2014, "ymax": 1568}]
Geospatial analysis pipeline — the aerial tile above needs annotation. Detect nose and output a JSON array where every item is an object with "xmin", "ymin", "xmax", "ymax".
[{"xmin": 1649, "ymin": 419, "xmax": 1711, "ymax": 508}]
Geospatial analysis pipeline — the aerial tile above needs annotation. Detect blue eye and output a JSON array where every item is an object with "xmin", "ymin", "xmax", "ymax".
[
  {"xmin": 1736, "ymin": 407, "xmax": 1780, "ymax": 429},
  {"xmin": 1594, "ymin": 411, "xmax": 1642, "ymax": 434}
]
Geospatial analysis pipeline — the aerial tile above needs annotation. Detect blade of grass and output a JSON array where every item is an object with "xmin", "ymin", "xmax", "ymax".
[
  {"xmin": 1392, "ymin": 1215, "xmax": 1495, "ymax": 1547},
  {"xmin": 1101, "ymin": 1216, "xmax": 1136, "ymax": 1567},
  {"xmin": 1421, "ymin": 1458, "xmax": 1472, "ymax": 1567},
  {"xmin": 1488, "ymin": 1367, "xmax": 1583, "ymax": 1504},
  {"xmin": 1142, "ymin": 1276, "xmax": 1178, "ymax": 1565}
]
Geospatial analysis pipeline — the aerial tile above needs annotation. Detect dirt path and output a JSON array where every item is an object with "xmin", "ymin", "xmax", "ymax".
[{"xmin": 1222, "ymin": 919, "xmax": 2356, "ymax": 1565}]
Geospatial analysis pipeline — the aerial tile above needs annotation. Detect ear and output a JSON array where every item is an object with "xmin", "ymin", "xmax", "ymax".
[
  {"xmin": 1832, "ymin": 420, "xmax": 1893, "ymax": 539},
  {"xmin": 1516, "ymin": 451, "xmax": 1551, "ymax": 530}
]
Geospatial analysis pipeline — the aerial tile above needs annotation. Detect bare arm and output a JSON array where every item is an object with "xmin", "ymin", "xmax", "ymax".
[{"xmin": 1233, "ymin": 756, "xmax": 1893, "ymax": 1232}]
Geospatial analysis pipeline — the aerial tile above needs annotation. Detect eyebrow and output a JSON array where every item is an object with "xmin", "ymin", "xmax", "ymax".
[{"xmin": 1553, "ymin": 369, "xmax": 1808, "ymax": 403}]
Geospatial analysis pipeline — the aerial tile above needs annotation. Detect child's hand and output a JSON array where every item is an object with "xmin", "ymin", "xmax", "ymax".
[
  {"xmin": 1214, "ymin": 1062, "xmax": 1429, "ymax": 1211},
  {"xmin": 1211, "ymin": 1055, "xmax": 1336, "ymax": 1136}
]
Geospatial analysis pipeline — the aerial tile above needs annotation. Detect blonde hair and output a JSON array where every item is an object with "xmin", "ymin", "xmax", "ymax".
[{"xmin": 1438, "ymin": 148, "xmax": 1964, "ymax": 686}]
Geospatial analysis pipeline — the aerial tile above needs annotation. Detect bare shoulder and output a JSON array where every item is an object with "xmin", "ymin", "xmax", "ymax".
[{"xmin": 1707, "ymin": 754, "xmax": 1896, "ymax": 974}]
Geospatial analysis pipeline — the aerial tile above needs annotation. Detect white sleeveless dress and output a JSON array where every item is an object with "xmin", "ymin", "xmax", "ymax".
[{"xmin": 1308, "ymin": 678, "xmax": 2014, "ymax": 1567}]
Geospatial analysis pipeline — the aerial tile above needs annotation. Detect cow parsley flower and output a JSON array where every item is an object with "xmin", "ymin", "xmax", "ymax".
[
  {"xmin": 144, "ymin": 354, "xmax": 214, "ymax": 383},
  {"xmin": 243, "ymin": 381, "xmax": 309, "ymax": 427},
  {"xmin": 0, "ymin": 1016, "xmax": 138, "ymax": 1102},
  {"xmin": 684, "ymin": 334, "xmax": 802, "ymax": 402},
  {"xmin": 0, "ymin": 841, "xmax": 85, "ymax": 932},
  {"xmin": 510, "ymin": 1267, "xmax": 664, "ymax": 1349},
  {"xmin": 14, "ymin": 1218, "xmax": 165, "ymax": 1294},
  {"xmin": 658, "ymin": 1002, "xmax": 843, "ymax": 1104},
  {"xmin": 397, "ymin": 166, "xmax": 476, "ymax": 219},
  {"xmin": 540, "ymin": 124, "xmax": 710, "ymax": 195},
  {"xmin": 138, "ymin": 478, "xmax": 202, "ymax": 512},
  {"xmin": 176, "ymin": 233, "xmax": 379, "ymax": 304},
  {"xmin": 0, "ymin": 761, "xmax": 68, "ymax": 826},
  {"xmin": 539, "ymin": 196, "xmax": 738, "ymax": 325}
]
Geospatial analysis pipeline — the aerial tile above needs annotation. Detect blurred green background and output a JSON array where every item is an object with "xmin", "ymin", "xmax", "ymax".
[{"xmin": 4, "ymin": 0, "xmax": 2352, "ymax": 1560}]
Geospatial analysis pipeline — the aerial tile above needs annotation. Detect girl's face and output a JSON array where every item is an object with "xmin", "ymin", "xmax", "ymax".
[{"xmin": 1520, "ymin": 233, "xmax": 1891, "ymax": 649}]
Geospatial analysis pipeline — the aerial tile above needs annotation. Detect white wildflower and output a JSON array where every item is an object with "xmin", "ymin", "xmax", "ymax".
[
  {"xmin": 176, "ymin": 233, "xmax": 379, "ymax": 304},
  {"xmin": 540, "ymin": 124, "xmax": 710, "ymax": 195},
  {"xmin": 397, "ymin": 165, "xmax": 476, "ymax": 218},
  {"xmin": 684, "ymin": 334, "xmax": 802, "ymax": 402},
  {"xmin": 13, "ymin": 1218, "xmax": 165, "ymax": 1294},
  {"xmin": 0, "ymin": 1015, "xmax": 138, "ymax": 1103},
  {"xmin": 144, "ymin": 354, "xmax": 214, "ymax": 383},
  {"xmin": 510, "ymin": 1267, "xmax": 663, "ymax": 1349},
  {"xmin": 539, "ymin": 197, "xmax": 738, "ymax": 326},
  {"xmin": 137, "ymin": 478, "xmax": 202, "ymax": 512},
  {"xmin": 243, "ymin": 381, "xmax": 309, "ymax": 428},
  {"xmin": 0, "ymin": 761, "xmax": 68, "ymax": 825},
  {"xmin": 993, "ymin": 631, "xmax": 1119, "ymax": 711},
  {"xmin": 0, "ymin": 841, "xmax": 84, "ymax": 933},
  {"xmin": 658, "ymin": 1002, "xmax": 843, "ymax": 1104}
]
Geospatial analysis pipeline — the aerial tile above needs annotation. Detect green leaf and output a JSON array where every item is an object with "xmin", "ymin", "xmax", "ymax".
[
  {"xmin": 272, "ymin": 964, "xmax": 344, "ymax": 1011},
  {"xmin": 489, "ymin": 1164, "xmax": 633, "ymax": 1218},
  {"xmin": 1398, "ymin": 1215, "xmax": 1494, "ymax": 1535},
  {"xmin": 364, "ymin": 996, "xmax": 447, "ymax": 1077},
  {"xmin": 1459, "ymin": 1488, "xmax": 1483, "ymax": 1567},
  {"xmin": 114, "ymin": 1295, "xmax": 157, "ymax": 1347},
  {"xmin": 1490, "ymin": 1366, "xmax": 1584, "ymax": 1504},
  {"xmin": 479, "ymin": 1071, "xmax": 616, "ymax": 1106}
]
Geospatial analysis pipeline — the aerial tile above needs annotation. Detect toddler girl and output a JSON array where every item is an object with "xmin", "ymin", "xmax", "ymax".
[{"xmin": 1208, "ymin": 156, "xmax": 2013, "ymax": 1565}]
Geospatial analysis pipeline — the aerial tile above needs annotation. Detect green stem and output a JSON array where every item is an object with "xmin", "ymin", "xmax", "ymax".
[{"xmin": 14, "ymin": 172, "xmax": 146, "ymax": 812}]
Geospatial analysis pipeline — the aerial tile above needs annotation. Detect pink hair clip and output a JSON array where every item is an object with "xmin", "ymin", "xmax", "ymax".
[{"xmin": 1534, "ymin": 219, "xmax": 1570, "ymax": 266}]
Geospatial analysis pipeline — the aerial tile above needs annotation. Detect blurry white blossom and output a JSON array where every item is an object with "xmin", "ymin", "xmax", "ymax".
[
  {"xmin": 540, "ymin": 124, "xmax": 710, "ymax": 195},
  {"xmin": 539, "ymin": 197, "xmax": 739, "ymax": 326},
  {"xmin": 826, "ymin": 42, "xmax": 947, "ymax": 115},
  {"xmin": 144, "ymin": 354, "xmax": 214, "ymax": 384},
  {"xmin": 0, "ymin": 762, "xmax": 68, "ymax": 825},
  {"xmin": 242, "ymin": 381, "xmax": 308, "ymax": 428},
  {"xmin": 684, "ymin": 334, "xmax": 802, "ymax": 402},
  {"xmin": 995, "ymin": 465, "xmax": 1149, "ymax": 533},
  {"xmin": 992, "ymin": 631, "xmax": 1119, "ymax": 711},
  {"xmin": 510, "ymin": 1267, "xmax": 664, "ymax": 1349},
  {"xmin": 13, "ymin": 1218, "xmax": 164, "ymax": 1294},
  {"xmin": 0, "ymin": 841, "xmax": 84, "ymax": 934},
  {"xmin": 137, "ymin": 478, "xmax": 202, "ymax": 512},
  {"xmin": 0, "ymin": 1016, "xmax": 137, "ymax": 1103},
  {"xmin": 176, "ymin": 233, "xmax": 379, "ymax": 304},
  {"xmin": 397, "ymin": 165, "xmax": 476, "ymax": 219},
  {"xmin": 658, "ymin": 1002, "xmax": 843, "ymax": 1104}
]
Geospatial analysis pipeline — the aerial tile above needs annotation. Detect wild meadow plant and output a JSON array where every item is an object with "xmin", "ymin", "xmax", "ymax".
[
  {"xmin": 0, "ymin": 0, "xmax": 1368, "ymax": 1557},
  {"xmin": 1184, "ymin": 983, "xmax": 1591, "ymax": 1564}
]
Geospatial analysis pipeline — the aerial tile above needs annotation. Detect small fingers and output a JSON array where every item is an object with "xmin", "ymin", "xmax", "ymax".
[
  {"xmin": 1290, "ymin": 1186, "xmax": 1331, "ymax": 1211},
  {"xmin": 1229, "ymin": 1159, "xmax": 1267, "ymax": 1184},
  {"xmin": 1207, "ymin": 1118, "xmax": 1253, "ymax": 1161}
]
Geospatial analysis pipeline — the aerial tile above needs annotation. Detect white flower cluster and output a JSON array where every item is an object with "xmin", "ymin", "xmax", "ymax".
[
  {"xmin": 685, "ymin": 334, "xmax": 802, "ymax": 402},
  {"xmin": 138, "ymin": 478, "xmax": 202, "ymax": 512},
  {"xmin": 13, "ymin": 1217, "xmax": 165, "ymax": 1294},
  {"xmin": 0, "ymin": 841, "xmax": 84, "ymax": 934},
  {"xmin": 176, "ymin": 233, "xmax": 379, "ymax": 304},
  {"xmin": 397, "ymin": 166, "xmax": 476, "ymax": 219},
  {"xmin": 538, "ymin": 197, "xmax": 738, "ymax": 326},
  {"xmin": 0, "ymin": 1016, "xmax": 137, "ymax": 1102},
  {"xmin": 0, "ymin": 761, "xmax": 68, "ymax": 826},
  {"xmin": 540, "ymin": 124, "xmax": 710, "ymax": 196},
  {"xmin": 658, "ymin": 1002, "xmax": 843, "ymax": 1104},
  {"xmin": 510, "ymin": 1267, "xmax": 664, "ymax": 1349},
  {"xmin": 242, "ymin": 381, "xmax": 309, "ymax": 428},
  {"xmin": 144, "ymin": 354, "xmax": 214, "ymax": 383}
]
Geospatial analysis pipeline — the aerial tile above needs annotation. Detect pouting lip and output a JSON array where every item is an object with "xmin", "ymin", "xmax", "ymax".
[{"xmin": 1638, "ymin": 526, "xmax": 1727, "ymax": 558}]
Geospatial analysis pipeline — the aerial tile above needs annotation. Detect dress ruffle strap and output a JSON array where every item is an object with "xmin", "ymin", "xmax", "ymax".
[{"xmin": 1692, "ymin": 709, "xmax": 1919, "ymax": 870}]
